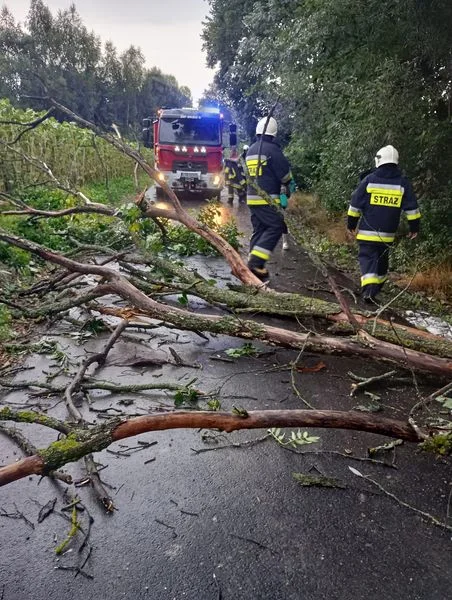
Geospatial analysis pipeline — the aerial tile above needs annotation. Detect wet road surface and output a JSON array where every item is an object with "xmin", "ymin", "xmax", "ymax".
[{"xmin": 1, "ymin": 194, "xmax": 451, "ymax": 600}]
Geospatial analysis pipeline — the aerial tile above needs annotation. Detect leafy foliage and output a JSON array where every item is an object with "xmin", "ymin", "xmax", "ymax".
[
  {"xmin": 0, "ymin": 100, "xmax": 147, "ymax": 190},
  {"xmin": 0, "ymin": 304, "xmax": 12, "ymax": 342},
  {"xmin": 0, "ymin": 182, "xmax": 135, "ymax": 269},
  {"xmin": 136, "ymin": 201, "xmax": 241, "ymax": 257},
  {"xmin": 203, "ymin": 0, "xmax": 452, "ymax": 261},
  {"xmin": 225, "ymin": 342, "xmax": 258, "ymax": 358},
  {"xmin": 174, "ymin": 386, "xmax": 201, "ymax": 408},
  {"xmin": 436, "ymin": 395, "xmax": 452, "ymax": 411}
]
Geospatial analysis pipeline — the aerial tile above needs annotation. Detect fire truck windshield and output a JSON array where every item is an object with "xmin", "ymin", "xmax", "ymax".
[{"xmin": 159, "ymin": 117, "xmax": 221, "ymax": 146}]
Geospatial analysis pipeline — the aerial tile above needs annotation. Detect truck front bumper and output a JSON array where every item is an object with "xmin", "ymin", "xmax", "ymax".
[{"xmin": 163, "ymin": 170, "xmax": 224, "ymax": 193}]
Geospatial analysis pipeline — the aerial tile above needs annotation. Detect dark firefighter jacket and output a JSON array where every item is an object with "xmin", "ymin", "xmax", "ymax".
[
  {"xmin": 245, "ymin": 136, "xmax": 292, "ymax": 205},
  {"xmin": 347, "ymin": 164, "xmax": 421, "ymax": 243},
  {"xmin": 224, "ymin": 158, "xmax": 246, "ymax": 190}
]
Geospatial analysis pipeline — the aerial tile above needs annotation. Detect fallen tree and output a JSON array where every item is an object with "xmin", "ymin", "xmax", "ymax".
[
  {"xmin": 1, "ymin": 98, "xmax": 452, "ymax": 508},
  {"xmin": 1, "ymin": 405, "xmax": 446, "ymax": 488},
  {"xmin": 1, "ymin": 99, "xmax": 451, "ymax": 361},
  {"xmin": 3, "ymin": 194, "xmax": 449, "ymax": 359},
  {"xmin": 1, "ymin": 182, "xmax": 451, "ymax": 360},
  {"xmin": 121, "ymin": 251, "xmax": 452, "ymax": 359},
  {"xmin": 1, "ymin": 229, "xmax": 451, "ymax": 376}
]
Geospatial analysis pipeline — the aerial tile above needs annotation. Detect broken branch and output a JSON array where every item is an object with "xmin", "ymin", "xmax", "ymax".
[{"xmin": 0, "ymin": 408, "xmax": 436, "ymax": 487}]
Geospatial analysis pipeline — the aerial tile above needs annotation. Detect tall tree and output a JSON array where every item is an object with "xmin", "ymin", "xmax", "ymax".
[
  {"xmin": 0, "ymin": 1, "xmax": 192, "ymax": 133},
  {"xmin": 202, "ymin": 0, "xmax": 259, "ymax": 137},
  {"xmin": 202, "ymin": 0, "xmax": 452, "ymax": 257}
]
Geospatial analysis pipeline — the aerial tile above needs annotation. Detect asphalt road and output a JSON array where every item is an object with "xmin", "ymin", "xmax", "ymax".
[{"xmin": 1, "ymin": 194, "xmax": 451, "ymax": 600}]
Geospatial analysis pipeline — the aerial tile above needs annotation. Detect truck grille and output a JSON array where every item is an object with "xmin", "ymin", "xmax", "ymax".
[{"xmin": 173, "ymin": 160, "xmax": 208, "ymax": 174}]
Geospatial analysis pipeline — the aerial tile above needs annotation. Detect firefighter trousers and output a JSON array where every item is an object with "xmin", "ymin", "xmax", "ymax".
[
  {"xmin": 228, "ymin": 185, "xmax": 246, "ymax": 203},
  {"xmin": 248, "ymin": 205, "xmax": 287, "ymax": 268},
  {"xmin": 358, "ymin": 241, "xmax": 391, "ymax": 299}
]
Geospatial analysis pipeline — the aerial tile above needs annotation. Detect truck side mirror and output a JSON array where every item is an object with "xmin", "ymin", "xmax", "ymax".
[
  {"xmin": 142, "ymin": 118, "xmax": 153, "ymax": 148},
  {"xmin": 229, "ymin": 123, "xmax": 237, "ymax": 148}
]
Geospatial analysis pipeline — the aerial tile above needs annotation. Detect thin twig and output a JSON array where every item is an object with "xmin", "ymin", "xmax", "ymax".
[
  {"xmin": 0, "ymin": 108, "xmax": 55, "ymax": 144},
  {"xmin": 349, "ymin": 370, "xmax": 397, "ymax": 397},
  {"xmin": 349, "ymin": 467, "xmax": 452, "ymax": 532},
  {"xmin": 191, "ymin": 433, "xmax": 269, "ymax": 454},
  {"xmin": 290, "ymin": 340, "xmax": 316, "ymax": 410},
  {"xmin": 230, "ymin": 532, "xmax": 272, "ymax": 551}
]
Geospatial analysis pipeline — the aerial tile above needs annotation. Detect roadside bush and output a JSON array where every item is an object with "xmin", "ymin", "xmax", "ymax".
[{"xmin": 0, "ymin": 305, "xmax": 12, "ymax": 342}]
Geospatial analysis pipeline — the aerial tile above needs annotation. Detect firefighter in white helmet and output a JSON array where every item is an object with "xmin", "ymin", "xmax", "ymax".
[
  {"xmin": 347, "ymin": 145, "xmax": 421, "ymax": 303},
  {"xmin": 245, "ymin": 116, "xmax": 296, "ymax": 281}
]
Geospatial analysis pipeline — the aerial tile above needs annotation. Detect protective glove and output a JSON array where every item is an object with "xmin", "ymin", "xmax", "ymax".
[
  {"xmin": 279, "ymin": 193, "xmax": 288, "ymax": 209},
  {"xmin": 288, "ymin": 179, "xmax": 297, "ymax": 195}
]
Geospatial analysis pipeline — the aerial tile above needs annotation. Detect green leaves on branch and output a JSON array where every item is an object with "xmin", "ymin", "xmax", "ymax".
[
  {"xmin": 165, "ymin": 202, "xmax": 241, "ymax": 257},
  {"xmin": 268, "ymin": 428, "xmax": 320, "ymax": 448},
  {"xmin": 174, "ymin": 386, "xmax": 200, "ymax": 408},
  {"xmin": 202, "ymin": 0, "xmax": 452, "ymax": 261},
  {"xmin": 436, "ymin": 396, "xmax": 452, "ymax": 410},
  {"xmin": 225, "ymin": 343, "xmax": 258, "ymax": 358}
]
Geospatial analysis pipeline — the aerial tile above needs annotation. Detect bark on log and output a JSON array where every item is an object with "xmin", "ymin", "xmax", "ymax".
[
  {"xmin": 0, "ymin": 409, "xmax": 427, "ymax": 487},
  {"xmin": 0, "ymin": 229, "xmax": 450, "ymax": 375},
  {"xmin": 97, "ymin": 282, "xmax": 452, "ymax": 377},
  {"xmin": 123, "ymin": 252, "xmax": 452, "ymax": 359}
]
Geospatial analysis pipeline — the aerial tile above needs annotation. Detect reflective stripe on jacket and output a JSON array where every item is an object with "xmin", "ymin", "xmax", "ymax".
[
  {"xmin": 245, "ymin": 136, "xmax": 292, "ymax": 205},
  {"xmin": 224, "ymin": 159, "xmax": 246, "ymax": 190},
  {"xmin": 347, "ymin": 164, "xmax": 420, "ymax": 242}
]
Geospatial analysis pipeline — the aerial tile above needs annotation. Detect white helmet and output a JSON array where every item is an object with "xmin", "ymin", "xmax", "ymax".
[
  {"xmin": 256, "ymin": 116, "xmax": 277, "ymax": 137},
  {"xmin": 242, "ymin": 144, "xmax": 249, "ymax": 151},
  {"xmin": 375, "ymin": 145, "xmax": 399, "ymax": 167}
]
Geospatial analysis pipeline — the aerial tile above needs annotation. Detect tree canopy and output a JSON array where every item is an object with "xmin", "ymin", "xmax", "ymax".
[
  {"xmin": 202, "ymin": 0, "xmax": 452, "ymax": 260},
  {"xmin": 0, "ymin": 1, "xmax": 192, "ymax": 132}
]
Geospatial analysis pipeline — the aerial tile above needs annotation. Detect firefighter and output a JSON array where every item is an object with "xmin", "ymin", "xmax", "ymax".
[
  {"xmin": 347, "ymin": 145, "xmax": 421, "ymax": 304},
  {"xmin": 224, "ymin": 146, "xmax": 247, "ymax": 204},
  {"xmin": 245, "ymin": 116, "xmax": 295, "ymax": 281}
]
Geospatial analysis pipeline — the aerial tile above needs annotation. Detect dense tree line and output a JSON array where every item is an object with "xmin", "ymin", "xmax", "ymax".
[
  {"xmin": 202, "ymin": 0, "xmax": 452, "ymax": 260},
  {"xmin": 0, "ymin": 1, "xmax": 192, "ymax": 134}
]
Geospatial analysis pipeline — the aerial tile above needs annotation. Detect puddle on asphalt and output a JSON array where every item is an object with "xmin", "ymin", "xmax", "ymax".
[{"xmin": 405, "ymin": 310, "xmax": 452, "ymax": 340}]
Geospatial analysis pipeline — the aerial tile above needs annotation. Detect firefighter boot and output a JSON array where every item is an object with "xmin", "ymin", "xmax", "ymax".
[
  {"xmin": 282, "ymin": 234, "xmax": 289, "ymax": 250},
  {"xmin": 247, "ymin": 255, "xmax": 270, "ymax": 283}
]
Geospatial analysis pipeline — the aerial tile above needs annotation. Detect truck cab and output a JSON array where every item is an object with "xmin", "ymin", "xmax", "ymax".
[{"xmin": 143, "ymin": 107, "xmax": 228, "ymax": 199}]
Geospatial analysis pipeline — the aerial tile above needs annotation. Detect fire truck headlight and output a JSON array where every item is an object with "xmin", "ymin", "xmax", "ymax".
[
  {"xmin": 157, "ymin": 172, "xmax": 165, "ymax": 182},
  {"xmin": 200, "ymin": 146, "xmax": 207, "ymax": 153},
  {"xmin": 213, "ymin": 175, "xmax": 221, "ymax": 186},
  {"xmin": 175, "ymin": 145, "xmax": 180, "ymax": 152},
  {"xmin": 194, "ymin": 146, "xmax": 199, "ymax": 153},
  {"xmin": 181, "ymin": 146, "xmax": 188, "ymax": 152}
]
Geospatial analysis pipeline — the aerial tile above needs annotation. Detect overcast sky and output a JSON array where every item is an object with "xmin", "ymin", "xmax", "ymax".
[{"xmin": 7, "ymin": 0, "xmax": 214, "ymax": 103}]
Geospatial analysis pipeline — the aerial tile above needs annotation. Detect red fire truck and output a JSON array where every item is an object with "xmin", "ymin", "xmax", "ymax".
[{"xmin": 143, "ymin": 107, "xmax": 235, "ymax": 200}]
